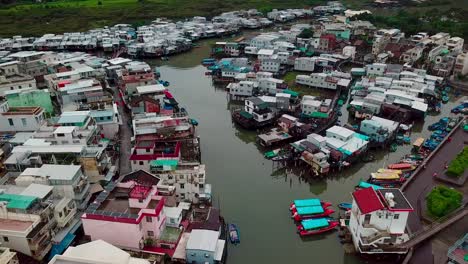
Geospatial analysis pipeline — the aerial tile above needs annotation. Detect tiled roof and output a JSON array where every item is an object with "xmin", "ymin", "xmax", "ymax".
[{"xmin": 352, "ymin": 187, "xmax": 384, "ymax": 214}]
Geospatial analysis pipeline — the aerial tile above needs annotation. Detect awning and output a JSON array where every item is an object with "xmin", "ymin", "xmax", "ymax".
[{"xmin": 240, "ymin": 111, "xmax": 253, "ymax": 119}]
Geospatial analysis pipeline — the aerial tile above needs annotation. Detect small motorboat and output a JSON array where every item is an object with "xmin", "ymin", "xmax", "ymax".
[
  {"xmin": 289, "ymin": 199, "xmax": 332, "ymax": 211},
  {"xmin": 228, "ymin": 224, "xmax": 240, "ymax": 244},
  {"xmin": 356, "ymin": 181, "xmax": 382, "ymax": 190},
  {"xmin": 292, "ymin": 206, "xmax": 335, "ymax": 221},
  {"xmin": 297, "ymin": 218, "xmax": 339, "ymax": 236},
  {"xmin": 338, "ymin": 203, "xmax": 352, "ymax": 211},
  {"xmin": 442, "ymin": 95, "xmax": 449, "ymax": 103}
]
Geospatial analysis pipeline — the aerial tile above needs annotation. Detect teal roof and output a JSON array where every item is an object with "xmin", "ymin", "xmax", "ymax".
[
  {"xmin": 309, "ymin": 112, "xmax": 329, "ymax": 119},
  {"xmin": 283, "ymin": 90, "xmax": 299, "ymax": 97},
  {"xmin": 301, "ymin": 218, "xmax": 329, "ymax": 230},
  {"xmin": 150, "ymin": 159, "xmax": 179, "ymax": 167},
  {"xmin": 296, "ymin": 205, "xmax": 324, "ymax": 215},
  {"xmin": 58, "ymin": 114, "xmax": 88, "ymax": 124},
  {"xmin": 354, "ymin": 133, "xmax": 369, "ymax": 141},
  {"xmin": 0, "ymin": 193, "xmax": 37, "ymax": 210},
  {"xmin": 358, "ymin": 181, "xmax": 382, "ymax": 190},
  {"xmin": 90, "ymin": 110, "xmax": 114, "ymax": 118},
  {"xmin": 294, "ymin": 199, "xmax": 321, "ymax": 207},
  {"xmin": 240, "ymin": 111, "xmax": 253, "ymax": 119}
]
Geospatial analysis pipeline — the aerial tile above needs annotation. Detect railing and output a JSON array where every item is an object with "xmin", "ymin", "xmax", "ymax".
[{"xmin": 361, "ymin": 231, "xmax": 390, "ymax": 245}]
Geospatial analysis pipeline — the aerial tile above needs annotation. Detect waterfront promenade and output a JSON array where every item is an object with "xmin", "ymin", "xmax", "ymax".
[{"xmin": 402, "ymin": 122, "xmax": 467, "ymax": 263}]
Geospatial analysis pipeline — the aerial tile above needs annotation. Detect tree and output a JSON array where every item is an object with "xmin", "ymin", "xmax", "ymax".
[
  {"xmin": 298, "ymin": 28, "xmax": 313, "ymax": 39},
  {"xmin": 426, "ymin": 185, "xmax": 462, "ymax": 218},
  {"xmin": 98, "ymin": 1, "xmax": 102, "ymax": 5}
]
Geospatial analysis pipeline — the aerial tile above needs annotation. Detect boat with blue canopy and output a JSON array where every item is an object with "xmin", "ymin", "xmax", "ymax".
[
  {"xmin": 289, "ymin": 199, "xmax": 332, "ymax": 210},
  {"xmin": 292, "ymin": 205, "xmax": 335, "ymax": 221}
]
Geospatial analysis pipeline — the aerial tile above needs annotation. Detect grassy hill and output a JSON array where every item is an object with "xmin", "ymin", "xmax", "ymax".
[{"xmin": 0, "ymin": 0, "xmax": 467, "ymax": 37}]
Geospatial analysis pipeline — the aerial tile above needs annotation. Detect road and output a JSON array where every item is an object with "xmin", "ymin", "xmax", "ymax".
[
  {"xmin": 403, "ymin": 126, "xmax": 467, "ymax": 263},
  {"xmin": 111, "ymin": 85, "xmax": 132, "ymax": 176}
]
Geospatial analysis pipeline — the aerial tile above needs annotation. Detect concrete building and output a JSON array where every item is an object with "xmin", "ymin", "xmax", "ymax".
[
  {"xmin": 5, "ymin": 89, "xmax": 54, "ymax": 115},
  {"xmin": 15, "ymin": 165, "xmax": 91, "ymax": 210},
  {"xmin": 0, "ymin": 192, "xmax": 53, "ymax": 260},
  {"xmin": 186, "ymin": 229, "xmax": 225, "ymax": 264},
  {"xmin": 0, "ymin": 247, "xmax": 19, "ymax": 264},
  {"xmin": 81, "ymin": 171, "xmax": 169, "ymax": 252},
  {"xmin": 301, "ymin": 95, "xmax": 322, "ymax": 115},
  {"xmin": 227, "ymin": 81, "xmax": 257, "ymax": 98},
  {"xmin": 58, "ymin": 79, "xmax": 105, "ymax": 110},
  {"xmin": 360, "ymin": 116, "xmax": 399, "ymax": 143},
  {"xmin": 0, "ymin": 101, "xmax": 45, "ymax": 132},
  {"xmin": 454, "ymin": 52, "xmax": 468, "ymax": 76},
  {"xmin": 0, "ymin": 72, "xmax": 37, "ymax": 96},
  {"xmin": 296, "ymin": 72, "xmax": 350, "ymax": 90},
  {"xmin": 349, "ymin": 187, "xmax": 413, "ymax": 254},
  {"xmin": 150, "ymin": 160, "xmax": 211, "ymax": 203},
  {"xmin": 48, "ymin": 240, "xmax": 150, "ymax": 264},
  {"xmin": 294, "ymin": 57, "xmax": 315, "ymax": 72}
]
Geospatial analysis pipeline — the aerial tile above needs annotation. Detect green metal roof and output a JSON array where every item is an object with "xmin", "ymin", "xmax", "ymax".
[
  {"xmin": 296, "ymin": 205, "xmax": 324, "ymax": 215},
  {"xmin": 301, "ymin": 218, "xmax": 329, "ymax": 230},
  {"xmin": 150, "ymin": 159, "xmax": 179, "ymax": 167},
  {"xmin": 309, "ymin": 112, "xmax": 329, "ymax": 119},
  {"xmin": 240, "ymin": 111, "xmax": 253, "ymax": 119},
  {"xmin": 283, "ymin": 90, "xmax": 299, "ymax": 97},
  {"xmin": 0, "ymin": 194, "xmax": 37, "ymax": 210}
]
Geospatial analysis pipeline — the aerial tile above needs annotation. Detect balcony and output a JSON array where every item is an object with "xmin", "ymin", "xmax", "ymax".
[
  {"xmin": 57, "ymin": 207, "xmax": 77, "ymax": 228},
  {"xmin": 360, "ymin": 231, "xmax": 390, "ymax": 245}
]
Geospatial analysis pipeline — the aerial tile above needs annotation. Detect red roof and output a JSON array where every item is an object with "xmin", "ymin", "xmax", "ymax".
[{"xmin": 352, "ymin": 187, "xmax": 384, "ymax": 214}]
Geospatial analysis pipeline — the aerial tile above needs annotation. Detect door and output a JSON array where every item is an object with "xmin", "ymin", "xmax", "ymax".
[{"xmin": 364, "ymin": 214, "xmax": 371, "ymax": 225}]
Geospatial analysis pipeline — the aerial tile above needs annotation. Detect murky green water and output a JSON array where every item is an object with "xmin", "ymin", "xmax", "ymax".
[{"xmin": 145, "ymin": 37, "xmax": 465, "ymax": 264}]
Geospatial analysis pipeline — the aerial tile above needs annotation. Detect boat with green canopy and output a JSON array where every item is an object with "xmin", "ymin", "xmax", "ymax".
[
  {"xmin": 297, "ymin": 218, "xmax": 339, "ymax": 236},
  {"xmin": 289, "ymin": 199, "xmax": 332, "ymax": 210}
]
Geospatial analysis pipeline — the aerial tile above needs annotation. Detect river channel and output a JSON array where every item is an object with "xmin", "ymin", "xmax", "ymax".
[{"xmin": 144, "ymin": 35, "xmax": 463, "ymax": 264}]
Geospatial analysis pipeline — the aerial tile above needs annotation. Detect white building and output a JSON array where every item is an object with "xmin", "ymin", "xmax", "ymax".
[
  {"xmin": 227, "ymin": 81, "xmax": 257, "ymax": 98},
  {"xmin": 296, "ymin": 72, "xmax": 349, "ymax": 90},
  {"xmin": 0, "ymin": 101, "xmax": 45, "ymax": 132},
  {"xmin": 0, "ymin": 68, "xmax": 37, "ymax": 96},
  {"xmin": 15, "ymin": 165, "xmax": 91, "ymax": 210},
  {"xmin": 0, "ymin": 247, "xmax": 19, "ymax": 264},
  {"xmin": 48, "ymin": 240, "xmax": 150, "ymax": 264},
  {"xmin": 301, "ymin": 95, "xmax": 322, "ymax": 115},
  {"xmin": 343, "ymin": 46, "xmax": 356, "ymax": 60},
  {"xmin": 186, "ymin": 229, "xmax": 225, "ymax": 264},
  {"xmin": 150, "ymin": 160, "xmax": 210, "ymax": 203},
  {"xmin": 294, "ymin": 57, "xmax": 315, "ymax": 72},
  {"xmin": 454, "ymin": 52, "xmax": 468, "ymax": 76},
  {"xmin": 349, "ymin": 187, "xmax": 413, "ymax": 254},
  {"xmin": 257, "ymin": 78, "xmax": 284, "ymax": 94},
  {"xmin": 366, "ymin": 63, "xmax": 387, "ymax": 76},
  {"xmin": 260, "ymin": 57, "xmax": 281, "ymax": 73},
  {"xmin": 446, "ymin": 37, "xmax": 464, "ymax": 53}
]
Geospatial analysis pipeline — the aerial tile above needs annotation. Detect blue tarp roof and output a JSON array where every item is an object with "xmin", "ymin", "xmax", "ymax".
[
  {"xmin": 301, "ymin": 218, "xmax": 329, "ymax": 230},
  {"xmin": 296, "ymin": 206, "xmax": 324, "ymax": 215},
  {"xmin": 294, "ymin": 199, "xmax": 321, "ymax": 207}
]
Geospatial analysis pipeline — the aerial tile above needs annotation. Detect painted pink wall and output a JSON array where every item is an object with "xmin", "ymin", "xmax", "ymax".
[{"xmin": 82, "ymin": 218, "xmax": 143, "ymax": 249}]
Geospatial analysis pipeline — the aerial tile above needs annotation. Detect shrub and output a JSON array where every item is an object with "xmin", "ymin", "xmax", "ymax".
[
  {"xmin": 447, "ymin": 146, "xmax": 468, "ymax": 177},
  {"xmin": 426, "ymin": 185, "xmax": 462, "ymax": 218}
]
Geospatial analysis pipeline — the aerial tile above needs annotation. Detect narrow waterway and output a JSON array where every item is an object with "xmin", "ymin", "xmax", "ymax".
[{"xmin": 145, "ymin": 38, "xmax": 464, "ymax": 264}]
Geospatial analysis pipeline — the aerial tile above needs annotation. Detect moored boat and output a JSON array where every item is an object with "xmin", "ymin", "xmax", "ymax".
[
  {"xmin": 289, "ymin": 198, "xmax": 331, "ymax": 211},
  {"xmin": 292, "ymin": 206, "xmax": 335, "ymax": 221},
  {"xmin": 228, "ymin": 223, "xmax": 240, "ymax": 244},
  {"xmin": 356, "ymin": 181, "xmax": 382, "ymax": 190},
  {"xmin": 297, "ymin": 218, "xmax": 339, "ymax": 236},
  {"xmin": 338, "ymin": 203, "xmax": 352, "ymax": 211}
]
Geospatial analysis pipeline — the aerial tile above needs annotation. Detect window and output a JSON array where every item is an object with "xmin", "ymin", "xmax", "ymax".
[
  {"xmin": 8, "ymin": 119, "xmax": 13, "ymax": 126},
  {"xmin": 139, "ymin": 161, "xmax": 144, "ymax": 165},
  {"xmin": 205, "ymin": 254, "xmax": 210, "ymax": 258},
  {"xmin": 56, "ymin": 133, "xmax": 65, "ymax": 137},
  {"xmin": 146, "ymin": 148, "xmax": 151, "ymax": 153},
  {"xmin": 147, "ymin": 231, "xmax": 154, "ymax": 237},
  {"xmin": 10, "ymin": 87, "xmax": 13, "ymax": 90},
  {"xmin": 199, "ymin": 184, "xmax": 204, "ymax": 189},
  {"xmin": 21, "ymin": 118, "xmax": 27, "ymax": 126},
  {"xmin": 59, "ymin": 212, "xmax": 63, "ymax": 217},
  {"xmin": 180, "ymin": 183, "xmax": 185, "ymax": 189},
  {"xmin": 146, "ymin": 216, "xmax": 152, "ymax": 222},
  {"xmin": 394, "ymin": 214, "xmax": 399, "ymax": 220},
  {"xmin": 133, "ymin": 161, "xmax": 136, "ymax": 164},
  {"xmin": 3, "ymin": 236, "xmax": 8, "ymax": 242}
]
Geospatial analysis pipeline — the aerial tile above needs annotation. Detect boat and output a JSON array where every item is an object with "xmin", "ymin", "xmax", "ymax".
[
  {"xmin": 228, "ymin": 224, "xmax": 240, "ymax": 244},
  {"xmin": 292, "ymin": 206, "xmax": 335, "ymax": 221},
  {"xmin": 202, "ymin": 58, "xmax": 216, "ymax": 66},
  {"xmin": 338, "ymin": 203, "xmax": 352, "ymax": 211},
  {"xmin": 289, "ymin": 199, "xmax": 332, "ymax": 211},
  {"xmin": 377, "ymin": 168, "xmax": 402, "ymax": 175},
  {"xmin": 388, "ymin": 163, "xmax": 414, "ymax": 170},
  {"xmin": 390, "ymin": 143, "xmax": 397, "ymax": 152},
  {"xmin": 297, "ymin": 218, "xmax": 339, "ymax": 236},
  {"xmin": 356, "ymin": 181, "xmax": 382, "ymax": 190},
  {"xmin": 370, "ymin": 172, "xmax": 401, "ymax": 180}
]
